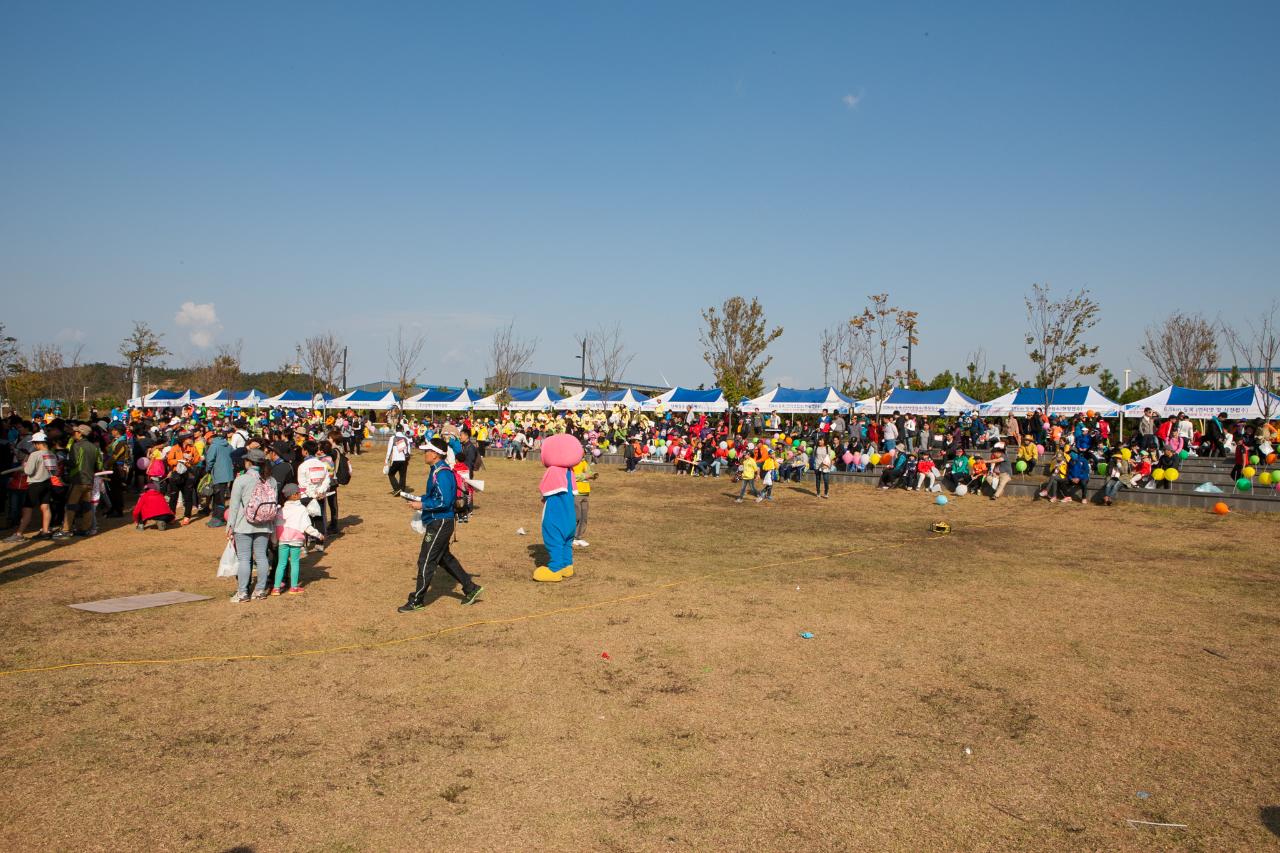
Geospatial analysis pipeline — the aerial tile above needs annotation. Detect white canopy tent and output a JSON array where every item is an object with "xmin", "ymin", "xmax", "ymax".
[
  {"xmin": 640, "ymin": 387, "xmax": 729, "ymax": 413},
  {"xmin": 402, "ymin": 388, "xmax": 481, "ymax": 412},
  {"xmin": 740, "ymin": 386, "xmax": 857, "ymax": 414},
  {"xmin": 328, "ymin": 389, "xmax": 402, "ymax": 411},
  {"xmin": 1120, "ymin": 384, "xmax": 1280, "ymax": 419},
  {"xmin": 979, "ymin": 386, "xmax": 1120, "ymax": 416}
]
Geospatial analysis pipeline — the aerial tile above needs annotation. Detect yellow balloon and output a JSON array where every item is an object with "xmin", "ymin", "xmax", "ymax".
[
  {"xmin": 1166, "ymin": 468, "xmax": 1179, "ymax": 481},
  {"xmin": 1243, "ymin": 465, "xmax": 1256, "ymax": 478},
  {"xmin": 1152, "ymin": 468, "xmax": 1165, "ymax": 481},
  {"xmin": 869, "ymin": 453, "xmax": 881, "ymax": 466},
  {"xmin": 1121, "ymin": 448, "xmax": 1132, "ymax": 460},
  {"xmin": 1261, "ymin": 471, "xmax": 1274, "ymax": 486}
]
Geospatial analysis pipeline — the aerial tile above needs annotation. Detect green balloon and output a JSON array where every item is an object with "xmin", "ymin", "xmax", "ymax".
[
  {"xmin": 727, "ymin": 449, "xmax": 737, "ymax": 459},
  {"xmin": 1178, "ymin": 450, "xmax": 1189, "ymax": 460},
  {"xmin": 1015, "ymin": 460, "xmax": 1027, "ymax": 472},
  {"xmin": 1250, "ymin": 454, "xmax": 1260, "ymax": 465},
  {"xmin": 792, "ymin": 439, "xmax": 799, "ymax": 447},
  {"xmin": 1097, "ymin": 462, "xmax": 1107, "ymax": 475},
  {"xmin": 1236, "ymin": 477, "xmax": 1252, "ymax": 490}
]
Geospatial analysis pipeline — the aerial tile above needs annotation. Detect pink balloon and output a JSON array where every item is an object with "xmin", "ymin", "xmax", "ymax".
[
  {"xmin": 852, "ymin": 452, "xmax": 862, "ymax": 464},
  {"xmin": 842, "ymin": 451, "xmax": 855, "ymax": 464}
]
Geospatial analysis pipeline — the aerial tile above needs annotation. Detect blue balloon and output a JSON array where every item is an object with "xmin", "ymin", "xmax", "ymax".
[{"xmin": 935, "ymin": 495, "xmax": 949, "ymax": 505}]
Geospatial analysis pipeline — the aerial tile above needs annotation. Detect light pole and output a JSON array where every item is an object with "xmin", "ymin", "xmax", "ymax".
[
  {"xmin": 901, "ymin": 320, "xmax": 915, "ymax": 386},
  {"xmin": 575, "ymin": 338, "xmax": 587, "ymax": 392},
  {"xmin": 1123, "ymin": 369, "xmax": 1131, "ymax": 393}
]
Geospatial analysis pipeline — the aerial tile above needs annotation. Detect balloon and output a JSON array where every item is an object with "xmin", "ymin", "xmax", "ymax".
[
  {"xmin": 842, "ymin": 451, "xmax": 854, "ymax": 464},
  {"xmin": 1166, "ymin": 468, "xmax": 1179, "ymax": 481},
  {"xmin": 792, "ymin": 439, "xmax": 799, "ymax": 448},
  {"xmin": 1015, "ymin": 460, "xmax": 1027, "ymax": 472},
  {"xmin": 1121, "ymin": 448, "xmax": 1132, "ymax": 460},
  {"xmin": 1243, "ymin": 466, "xmax": 1256, "ymax": 478},
  {"xmin": 592, "ymin": 448, "xmax": 602, "ymax": 458},
  {"xmin": 954, "ymin": 484, "xmax": 968, "ymax": 496},
  {"xmin": 1213, "ymin": 501, "xmax": 1230, "ymax": 515},
  {"xmin": 719, "ymin": 441, "xmax": 727, "ymax": 449},
  {"xmin": 1258, "ymin": 471, "xmax": 1272, "ymax": 486},
  {"xmin": 1097, "ymin": 462, "xmax": 1107, "ymax": 475},
  {"xmin": 1152, "ymin": 468, "xmax": 1165, "ymax": 481},
  {"xmin": 1268, "ymin": 453, "xmax": 1277, "ymax": 464},
  {"xmin": 1236, "ymin": 477, "xmax": 1252, "ymax": 490},
  {"xmin": 1036, "ymin": 444, "xmax": 1045, "ymax": 455},
  {"xmin": 869, "ymin": 453, "xmax": 881, "ymax": 465},
  {"xmin": 852, "ymin": 452, "xmax": 862, "ymax": 465},
  {"xmin": 1250, "ymin": 454, "xmax": 1260, "ymax": 465},
  {"xmin": 935, "ymin": 496, "xmax": 948, "ymax": 505},
  {"xmin": 1178, "ymin": 450, "xmax": 1189, "ymax": 459},
  {"xmin": 727, "ymin": 449, "xmax": 737, "ymax": 459},
  {"xmin": 1086, "ymin": 410, "xmax": 1096, "ymax": 418}
]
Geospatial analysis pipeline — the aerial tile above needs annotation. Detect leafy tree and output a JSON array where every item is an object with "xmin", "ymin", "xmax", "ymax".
[
  {"xmin": 1096, "ymin": 368, "xmax": 1122, "ymax": 402},
  {"xmin": 0, "ymin": 323, "xmax": 20, "ymax": 410},
  {"xmin": 1119, "ymin": 376, "xmax": 1154, "ymax": 405},
  {"xmin": 699, "ymin": 296, "xmax": 783, "ymax": 406},
  {"xmin": 1024, "ymin": 283, "xmax": 1100, "ymax": 410},
  {"xmin": 119, "ymin": 321, "xmax": 170, "ymax": 398}
]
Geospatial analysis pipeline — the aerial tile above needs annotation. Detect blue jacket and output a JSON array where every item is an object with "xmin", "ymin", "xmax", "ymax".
[
  {"xmin": 1067, "ymin": 455, "xmax": 1091, "ymax": 481},
  {"xmin": 418, "ymin": 460, "xmax": 457, "ymax": 520},
  {"xmin": 204, "ymin": 436, "xmax": 236, "ymax": 484}
]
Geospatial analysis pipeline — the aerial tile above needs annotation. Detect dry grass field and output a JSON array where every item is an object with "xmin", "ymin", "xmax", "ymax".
[{"xmin": 1, "ymin": 450, "xmax": 1278, "ymax": 851}]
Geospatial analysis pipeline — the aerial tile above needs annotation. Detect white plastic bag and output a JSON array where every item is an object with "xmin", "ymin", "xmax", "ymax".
[{"xmin": 217, "ymin": 540, "xmax": 238, "ymax": 578}]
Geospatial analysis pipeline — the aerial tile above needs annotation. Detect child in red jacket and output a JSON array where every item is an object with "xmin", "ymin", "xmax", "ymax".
[{"xmin": 133, "ymin": 482, "xmax": 175, "ymax": 531}]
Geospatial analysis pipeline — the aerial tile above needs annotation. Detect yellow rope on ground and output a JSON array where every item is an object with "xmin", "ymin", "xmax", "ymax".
[{"xmin": 0, "ymin": 516, "xmax": 976, "ymax": 680}]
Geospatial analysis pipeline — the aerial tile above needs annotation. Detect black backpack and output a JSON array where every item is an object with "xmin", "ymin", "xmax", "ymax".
[{"xmin": 335, "ymin": 453, "xmax": 351, "ymax": 486}]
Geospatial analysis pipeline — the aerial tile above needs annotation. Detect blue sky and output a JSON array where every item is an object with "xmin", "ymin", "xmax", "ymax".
[{"xmin": 2, "ymin": 2, "xmax": 1277, "ymax": 391}]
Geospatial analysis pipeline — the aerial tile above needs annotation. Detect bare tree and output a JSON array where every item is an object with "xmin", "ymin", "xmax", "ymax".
[
  {"xmin": 192, "ymin": 339, "xmax": 244, "ymax": 392},
  {"xmin": 302, "ymin": 332, "xmax": 345, "ymax": 393},
  {"xmin": 28, "ymin": 343, "xmax": 64, "ymax": 409},
  {"xmin": 585, "ymin": 322, "xmax": 636, "ymax": 399},
  {"xmin": 57, "ymin": 344, "xmax": 88, "ymax": 418},
  {"xmin": 1024, "ymin": 283, "xmax": 1100, "ymax": 410},
  {"xmin": 387, "ymin": 325, "xmax": 428, "ymax": 398},
  {"xmin": 847, "ymin": 294, "xmax": 919, "ymax": 415},
  {"xmin": 699, "ymin": 296, "xmax": 784, "ymax": 414},
  {"xmin": 487, "ymin": 320, "xmax": 537, "ymax": 400},
  {"xmin": 818, "ymin": 326, "xmax": 839, "ymax": 388},
  {"xmin": 119, "ymin": 320, "xmax": 170, "ymax": 396},
  {"xmin": 1139, "ymin": 311, "xmax": 1218, "ymax": 389},
  {"xmin": 1220, "ymin": 301, "xmax": 1280, "ymax": 418}
]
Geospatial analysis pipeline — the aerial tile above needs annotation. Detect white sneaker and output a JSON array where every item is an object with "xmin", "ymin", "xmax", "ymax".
[{"xmin": 573, "ymin": 539, "xmax": 589, "ymax": 547}]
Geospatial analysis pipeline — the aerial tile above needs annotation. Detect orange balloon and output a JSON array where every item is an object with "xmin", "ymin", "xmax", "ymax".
[
  {"xmin": 1269, "ymin": 453, "xmax": 1277, "ymax": 464},
  {"xmin": 1212, "ymin": 502, "xmax": 1230, "ymax": 515}
]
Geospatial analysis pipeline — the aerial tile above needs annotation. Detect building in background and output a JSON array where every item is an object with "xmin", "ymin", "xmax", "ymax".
[
  {"xmin": 1206, "ymin": 366, "xmax": 1280, "ymax": 390},
  {"xmin": 482, "ymin": 371, "xmax": 666, "ymax": 396}
]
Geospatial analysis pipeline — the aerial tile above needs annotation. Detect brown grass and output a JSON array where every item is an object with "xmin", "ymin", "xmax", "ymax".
[{"xmin": 1, "ymin": 452, "xmax": 1278, "ymax": 851}]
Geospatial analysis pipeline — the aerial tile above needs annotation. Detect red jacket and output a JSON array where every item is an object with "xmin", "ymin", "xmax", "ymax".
[{"xmin": 132, "ymin": 487, "xmax": 172, "ymax": 522}]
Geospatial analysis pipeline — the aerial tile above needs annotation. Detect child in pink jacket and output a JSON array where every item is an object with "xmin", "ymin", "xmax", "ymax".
[{"xmin": 273, "ymin": 483, "xmax": 323, "ymax": 594}]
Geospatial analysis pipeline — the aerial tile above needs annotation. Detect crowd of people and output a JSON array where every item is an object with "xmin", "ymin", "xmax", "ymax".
[{"xmin": 1, "ymin": 404, "xmax": 368, "ymax": 601}]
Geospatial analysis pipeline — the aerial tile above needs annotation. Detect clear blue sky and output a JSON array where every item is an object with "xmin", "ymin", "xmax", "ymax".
[{"xmin": 2, "ymin": 2, "xmax": 1277, "ymax": 391}]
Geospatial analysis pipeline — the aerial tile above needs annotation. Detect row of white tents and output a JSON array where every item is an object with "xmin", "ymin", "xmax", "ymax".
[{"xmin": 128, "ymin": 383, "xmax": 1280, "ymax": 419}]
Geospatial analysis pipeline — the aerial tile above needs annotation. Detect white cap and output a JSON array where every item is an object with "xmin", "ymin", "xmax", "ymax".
[{"xmin": 31, "ymin": 431, "xmax": 48, "ymax": 442}]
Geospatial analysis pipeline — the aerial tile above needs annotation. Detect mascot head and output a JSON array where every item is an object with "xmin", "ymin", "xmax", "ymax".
[{"xmin": 541, "ymin": 433, "xmax": 584, "ymax": 469}]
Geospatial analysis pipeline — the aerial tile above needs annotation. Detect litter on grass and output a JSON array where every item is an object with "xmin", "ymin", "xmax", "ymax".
[{"xmin": 799, "ymin": 631, "xmax": 815, "ymax": 639}]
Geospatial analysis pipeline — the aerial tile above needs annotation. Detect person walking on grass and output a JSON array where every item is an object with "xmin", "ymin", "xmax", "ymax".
[
  {"xmin": 55, "ymin": 424, "xmax": 100, "ymax": 540},
  {"xmin": 399, "ymin": 437, "xmax": 483, "ymax": 612},
  {"xmin": 4, "ymin": 431, "xmax": 55, "ymax": 543},
  {"xmin": 227, "ymin": 449, "xmax": 277, "ymax": 602},
  {"xmin": 384, "ymin": 426, "xmax": 412, "ymax": 495},
  {"xmin": 271, "ymin": 483, "xmax": 322, "ymax": 595},
  {"xmin": 813, "ymin": 435, "xmax": 833, "ymax": 498}
]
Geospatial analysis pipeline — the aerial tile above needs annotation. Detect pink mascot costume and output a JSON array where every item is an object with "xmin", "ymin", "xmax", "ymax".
[{"xmin": 533, "ymin": 433, "xmax": 584, "ymax": 582}]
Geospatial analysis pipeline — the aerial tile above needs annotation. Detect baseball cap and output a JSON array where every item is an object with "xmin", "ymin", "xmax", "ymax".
[
  {"xmin": 281, "ymin": 483, "xmax": 299, "ymax": 498},
  {"xmin": 31, "ymin": 431, "xmax": 48, "ymax": 443}
]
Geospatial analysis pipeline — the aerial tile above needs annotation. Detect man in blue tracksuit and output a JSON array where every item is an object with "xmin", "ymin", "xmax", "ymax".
[{"xmin": 399, "ymin": 437, "xmax": 483, "ymax": 612}]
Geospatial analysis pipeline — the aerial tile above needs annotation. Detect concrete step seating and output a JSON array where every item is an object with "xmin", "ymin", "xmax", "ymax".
[{"xmin": 484, "ymin": 447, "xmax": 1280, "ymax": 513}]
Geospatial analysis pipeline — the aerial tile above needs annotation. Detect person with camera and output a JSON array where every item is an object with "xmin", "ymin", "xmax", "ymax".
[{"xmin": 398, "ymin": 437, "xmax": 483, "ymax": 612}]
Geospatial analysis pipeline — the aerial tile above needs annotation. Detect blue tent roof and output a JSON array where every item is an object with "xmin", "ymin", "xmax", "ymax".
[
  {"xmin": 883, "ymin": 387, "xmax": 979, "ymax": 406},
  {"xmin": 268, "ymin": 390, "xmax": 314, "ymax": 402},
  {"xmin": 1166, "ymin": 386, "xmax": 1258, "ymax": 407},
  {"xmin": 666, "ymin": 388, "xmax": 725, "ymax": 404},
  {"xmin": 338, "ymin": 389, "xmax": 390, "ymax": 404},
  {"xmin": 507, "ymin": 387, "xmax": 564, "ymax": 403}
]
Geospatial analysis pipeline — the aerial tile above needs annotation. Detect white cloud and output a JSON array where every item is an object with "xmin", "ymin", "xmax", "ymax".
[
  {"xmin": 56, "ymin": 327, "xmax": 86, "ymax": 343},
  {"xmin": 842, "ymin": 93, "xmax": 861, "ymax": 109},
  {"xmin": 175, "ymin": 301, "xmax": 221, "ymax": 348}
]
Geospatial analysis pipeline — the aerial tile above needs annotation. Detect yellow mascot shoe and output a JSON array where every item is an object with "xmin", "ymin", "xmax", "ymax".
[
  {"xmin": 560, "ymin": 565, "xmax": 574, "ymax": 578},
  {"xmin": 532, "ymin": 566, "xmax": 563, "ymax": 583}
]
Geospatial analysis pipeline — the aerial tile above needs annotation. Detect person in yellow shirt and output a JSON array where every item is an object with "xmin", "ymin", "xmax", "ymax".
[
  {"xmin": 735, "ymin": 453, "xmax": 759, "ymax": 503},
  {"xmin": 759, "ymin": 452, "xmax": 777, "ymax": 503},
  {"xmin": 571, "ymin": 456, "xmax": 596, "ymax": 547}
]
